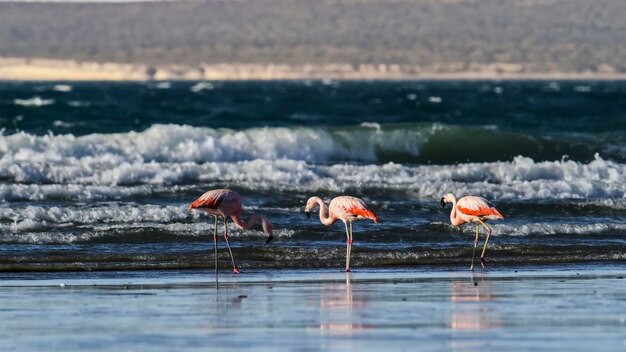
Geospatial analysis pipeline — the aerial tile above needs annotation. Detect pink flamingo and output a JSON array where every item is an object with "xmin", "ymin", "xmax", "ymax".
[
  {"xmin": 189, "ymin": 189, "xmax": 273, "ymax": 274},
  {"xmin": 305, "ymin": 196, "xmax": 378, "ymax": 272},
  {"xmin": 440, "ymin": 193, "xmax": 504, "ymax": 270}
]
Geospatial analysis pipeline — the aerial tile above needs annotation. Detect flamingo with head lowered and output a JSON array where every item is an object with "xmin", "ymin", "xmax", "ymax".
[
  {"xmin": 440, "ymin": 193, "xmax": 504, "ymax": 270},
  {"xmin": 305, "ymin": 196, "xmax": 378, "ymax": 272},
  {"xmin": 189, "ymin": 189, "xmax": 273, "ymax": 275}
]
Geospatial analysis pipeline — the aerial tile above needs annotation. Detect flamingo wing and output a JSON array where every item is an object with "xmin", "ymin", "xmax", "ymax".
[
  {"xmin": 331, "ymin": 196, "xmax": 379, "ymax": 223},
  {"xmin": 456, "ymin": 196, "xmax": 504, "ymax": 219},
  {"xmin": 189, "ymin": 189, "xmax": 240, "ymax": 211}
]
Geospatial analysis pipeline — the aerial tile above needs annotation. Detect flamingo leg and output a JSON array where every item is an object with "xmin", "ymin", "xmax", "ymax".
[
  {"xmin": 470, "ymin": 223, "xmax": 479, "ymax": 271},
  {"xmin": 223, "ymin": 217, "xmax": 240, "ymax": 274},
  {"xmin": 349, "ymin": 221, "xmax": 353, "ymax": 270},
  {"xmin": 213, "ymin": 216, "xmax": 218, "ymax": 274},
  {"xmin": 213, "ymin": 216, "xmax": 218, "ymax": 287},
  {"xmin": 344, "ymin": 221, "xmax": 351, "ymax": 272},
  {"xmin": 477, "ymin": 219, "xmax": 492, "ymax": 268}
]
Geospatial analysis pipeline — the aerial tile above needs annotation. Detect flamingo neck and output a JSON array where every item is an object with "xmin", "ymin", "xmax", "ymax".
[
  {"xmin": 448, "ymin": 196, "xmax": 464, "ymax": 226},
  {"xmin": 312, "ymin": 197, "xmax": 336, "ymax": 226},
  {"xmin": 230, "ymin": 213, "xmax": 272, "ymax": 236}
]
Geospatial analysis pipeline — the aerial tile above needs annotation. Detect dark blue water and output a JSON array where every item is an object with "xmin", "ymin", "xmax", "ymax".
[
  {"xmin": 0, "ymin": 80, "xmax": 625, "ymax": 271},
  {"xmin": 3, "ymin": 81, "xmax": 626, "ymax": 163}
]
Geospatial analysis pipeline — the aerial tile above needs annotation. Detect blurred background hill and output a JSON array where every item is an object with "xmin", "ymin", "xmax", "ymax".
[{"xmin": 1, "ymin": 0, "xmax": 626, "ymax": 78}]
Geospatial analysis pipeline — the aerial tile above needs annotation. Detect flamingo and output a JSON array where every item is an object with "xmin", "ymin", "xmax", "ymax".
[
  {"xmin": 304, "ymin": 196, "xmax": 378, "ymax": 272},
  {"xmin": 189, "ymin": 189, "xmax": 273, "ymax": 274},
  {"xmin": 440, "ymin": 193, "xmax": 504, "ymax": 270}
]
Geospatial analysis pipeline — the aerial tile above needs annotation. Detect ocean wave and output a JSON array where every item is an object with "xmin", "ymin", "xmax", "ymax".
[
  {"xmin": 0, "ymin": 184, "xmax": 159, "ymax": 201},
  {"xmin": 0, "ymin": 154, "xmax": 625, "ymax": 201},
  {"xmin": 0, "ymin": 225, "xmax": 294, "ymax": 245},
  {"xmin": 0, "ymin": 123, "xmax": 397, "ymax": 164},
  {"xmin": 2, "ymin": 201, "xmax": 625, "ymax": 244},
  {"xmin": 0, "ymin": 203, "xmax": 277, "ymax": 228},
  {"xmin": 0, "ymin": 204, "xmax": 190, "ymax": 226},
  {"xmin": 578, "ymin": 199, "xmax": 626, "ymax": 210},
  {"xmin": 491, "ymin": 222, "xmax": 626, "ymax": 237},
  {"xmin": 1, "ymin": 123, "xmax": 616, "ymax": 166},
  {"xmin": 0, "ymin": 124, "xmax": 625, "ymax": 200},
  {"xmin": 0, "ymin": 204, "xmax": 290, "ymax": 243}
]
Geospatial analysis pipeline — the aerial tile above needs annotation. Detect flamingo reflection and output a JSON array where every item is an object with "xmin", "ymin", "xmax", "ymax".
[
  {"xmin": 450, "ymin": 277, "xmax": 500, "ymax": 331},
  {"xmin": 312, "ymin": 273, "xmax": 370, "ymax": 334}
]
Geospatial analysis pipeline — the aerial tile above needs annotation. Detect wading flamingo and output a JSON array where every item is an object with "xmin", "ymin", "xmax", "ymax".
[
  {"xmin": 189, "ymin": 189, "xmax": 273, "ymax": 274},
  {"xmin": 440, "ymin": 194, "xmax": 504, "ymax": 270},
  {"xmin": 305, "ymin": 196, "xmax": 378, "ymax": 272}
]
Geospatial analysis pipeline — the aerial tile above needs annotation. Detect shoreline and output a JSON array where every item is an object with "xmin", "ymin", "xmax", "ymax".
[
  {"xmin": 2, "ymin": 57, "xmax": 626, "ymax": 81},
  {"xmin": 1, "ymin": 264, "xmax": 624, "ymax": 286}
]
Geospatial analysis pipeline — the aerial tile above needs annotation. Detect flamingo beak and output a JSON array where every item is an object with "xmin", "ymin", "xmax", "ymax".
[
  {"xmin": 265, "ymin": 235, "xmax": 274, "ymax": 244},
  {"xmin": 305, "ymin": 211, "xmax": 311, "ymax": 219},
  {"xmin": 440, "ymin": 198, "xmax": 446, "ymax": 208}
]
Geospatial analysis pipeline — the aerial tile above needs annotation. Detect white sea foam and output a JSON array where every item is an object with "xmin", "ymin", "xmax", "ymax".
[
  {"xmin": 155, "ymin": 82, "xmax": 171, "ymax": 89},
  {"xmin": 190, "ymin": 82, "xmax": 213, "ymax": 92},
  {"xmin": 13, "ymin": 96, "xmax": 54, "ymax": 107},
  {"xmin": 0, "ymin": 204, "xmax": 189, "ymax": 226},
  {"xmin": 53, "ymin": 120, "xmax": 75, "ymax": 128},
  {"xmin": 545, "ymin": 82, "xmax": 561, "ymax": 92},
  {"xmin": 53, "ymin": 84, "xmax": 72, "ymax": 92},
  {"xmin": 428, "ymin": 96, "xmax": 442, "ymax": 103},
  {"xmin": 68, "ymin": 101, "xmax": 90, "ymax": 107},
  {"xmin": 574, "ymin": 85, "xmax": 592, "ymax": 93}
]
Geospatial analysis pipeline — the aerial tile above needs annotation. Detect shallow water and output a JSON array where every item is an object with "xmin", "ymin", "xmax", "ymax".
[
  {"xmin": 1, "ymin": 266, "xmax": 625, "ymax": 351},
  {"xmin": 1, "ymin": 80, "xmax": 626, "ymax": 271}
]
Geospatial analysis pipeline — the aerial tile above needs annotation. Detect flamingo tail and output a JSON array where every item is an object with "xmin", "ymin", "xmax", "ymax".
[
  {"xmin": 492, "ymin": 208, "xmax": 505, "ymax": 220},
  {"xmin": 352, "ymin": 207, "xmax": 379, "ymax": 223},
  {"xmin": 189, "ymin": 197, "xmax": 222, "ymax": 211}
]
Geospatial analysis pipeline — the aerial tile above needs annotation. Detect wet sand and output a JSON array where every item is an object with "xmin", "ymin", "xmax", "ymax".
[{"xmin": 0, "ymin": 265, "xmax": 625, "ymax": 351}]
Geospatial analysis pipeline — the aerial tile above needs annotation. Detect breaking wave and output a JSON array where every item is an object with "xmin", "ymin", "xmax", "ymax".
[
  {"xmin": 0, "ymin": 123, "xmax": 621, "ymax": 165},
  {"xmin": 0, "ymin": 125, "xmax": 624, "ymax": 200}
]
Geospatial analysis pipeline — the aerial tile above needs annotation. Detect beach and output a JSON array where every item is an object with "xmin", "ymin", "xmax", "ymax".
[
  {"xmin": 2, "ymin": 58, "xmax": 626, "ymax": 81},
  {"xmin": 1, "ymin": 265, "xmax": 625, "ymax": 351}
]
